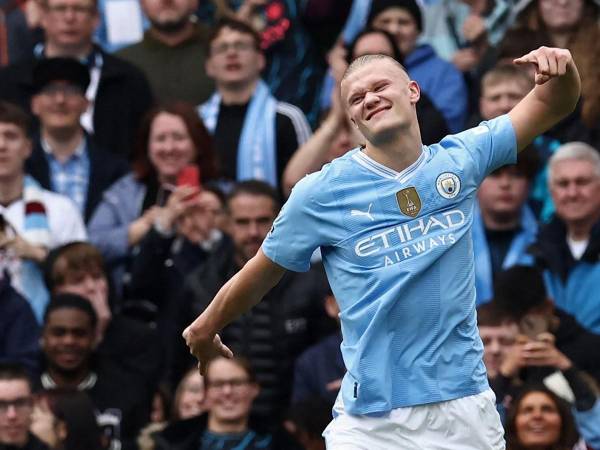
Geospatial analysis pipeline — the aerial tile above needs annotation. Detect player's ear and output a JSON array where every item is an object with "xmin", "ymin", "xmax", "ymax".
[{"xmin": 408, "ymin": 80, "xmax": 420, "ymax": 104}]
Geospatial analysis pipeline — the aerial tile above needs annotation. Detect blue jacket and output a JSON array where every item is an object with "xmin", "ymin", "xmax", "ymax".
[
  {"xmin": 576, "ymin": 399, "xmax": 600, "ymax": 449},
  {"xmin": 472, "ymin": 202, "xmax": 538, "ymax": 305},
  {"xmin": 87, "ymin": 173, "xmax": 146, "ymax": 293},
  {"xmin": 530, "ymin": 217, "xmax": 600, "ymax": 334},
  {"xmin": 405, "ymin": 44, "xmax": 468, "ymax": 133}
]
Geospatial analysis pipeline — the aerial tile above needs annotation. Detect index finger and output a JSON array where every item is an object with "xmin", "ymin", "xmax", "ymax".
[{"xmin": 513, "ymin": 54, "xmax": 538, "ymax": 67}]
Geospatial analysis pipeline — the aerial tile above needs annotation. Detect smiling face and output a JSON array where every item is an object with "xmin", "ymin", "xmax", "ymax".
[
  {"xmin": 515, "ymin": 391, "xmax": 562, "ymax": 447},
  {"xmin": 148, "ymin": 112, "xmax": 196, "ymax": 183},
  {"xmin": 550, "ymin": 158, "xmax": 600, "ymax": 226},
  {"xmin": 42, "ymin": 308, "xmax": 95, "ymax": 374},
  {"xmin": 341, "ymin": 57, "xmax": 419, "ymax": 147},
  {"xmin": 205, "ymin": 358, "xmax": 258, "ymax": 427}
]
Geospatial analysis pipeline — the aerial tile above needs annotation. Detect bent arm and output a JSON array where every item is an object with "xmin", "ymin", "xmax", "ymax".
[
  {"xmin": 183, "ymin": 249, "xmax": 286, "ymax": 371},
  {"xmin": 509, "ymin": 47, "xmax": 581, "ymax": 152},
  {"xmin": 282, "ymin": 115, "xmax": 340, "ymax": 196}
]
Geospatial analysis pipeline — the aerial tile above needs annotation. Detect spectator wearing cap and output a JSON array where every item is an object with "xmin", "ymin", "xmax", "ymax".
[
  {"xmin": 367, "ymin": 0, "xmax": 469, "ymax": 133},
  {"xmin": 529, "ymin": 142, "xmax": 600, "ymax": 335},
  {"xmin": 472, "ymin": 147, "xmax": 539, "ymax": 305},
  {"xmin": 0, "ymin": 0, "xmax": 154, "ymax": 158},
  {"xmin": 27, "ymin": 58, "xmax": 129, "ymax": 223},
  {"xmin": 0, "ymin": 101, "xmax": 86, "ymax": 323}
]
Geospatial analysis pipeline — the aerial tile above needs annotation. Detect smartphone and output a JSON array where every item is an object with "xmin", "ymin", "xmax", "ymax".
[
  {"xmin": 177, "ymin": 165, "xmax": 201, "ymax": 189},
  {"xmin": 519, "ymin": 314, "xmax": 549, "ymax": 340}
]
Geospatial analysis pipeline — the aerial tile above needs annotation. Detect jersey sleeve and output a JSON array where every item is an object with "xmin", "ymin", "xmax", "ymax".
[
  {"xmin": 262, "ymin": 174, "xmax": 324, "ymax": 272},
  {"xmin": 442, "ymin": 114, "xmax": 517, "ymax": 186}
]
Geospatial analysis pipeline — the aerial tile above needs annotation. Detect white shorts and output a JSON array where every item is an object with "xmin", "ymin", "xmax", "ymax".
[{"xmin": 323, "ymin": 389, "xmax": 505, "ymax": 450}]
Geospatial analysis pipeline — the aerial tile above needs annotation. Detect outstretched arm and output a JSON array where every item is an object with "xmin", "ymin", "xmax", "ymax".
[
  {"xmin": 509, "ymin": 46, "xmax": 581, "ymax": 152},
  {"xmin": 182, "ymin": 249, "xmax": 286, "ymax": 374}
]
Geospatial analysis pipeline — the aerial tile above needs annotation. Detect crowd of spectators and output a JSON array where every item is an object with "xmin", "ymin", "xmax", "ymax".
[{"xmin": 0, "ymin": 0, "xmax": 600, "ymax": 449}]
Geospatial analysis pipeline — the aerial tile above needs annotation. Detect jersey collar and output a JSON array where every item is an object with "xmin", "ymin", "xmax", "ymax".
[{"xmin": 352, "ymin": 145, "xmax": 428, "ymax": 182}]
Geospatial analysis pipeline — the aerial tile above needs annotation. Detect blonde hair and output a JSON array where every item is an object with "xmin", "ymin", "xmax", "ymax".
[{"xmin": 342, "ymin": 54, "xmax": 408, "ymax": 83}]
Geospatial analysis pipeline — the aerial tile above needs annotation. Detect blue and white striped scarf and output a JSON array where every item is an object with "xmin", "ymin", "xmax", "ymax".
[{"xmin": 198, "ymin": 80, "xmax": 277, "ymax": 187}]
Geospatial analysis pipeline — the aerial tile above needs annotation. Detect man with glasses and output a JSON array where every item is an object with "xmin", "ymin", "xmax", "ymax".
[
  {"xmin": 0, "ymin": 363, "xmax": 48, "ymax": 450},
  {"xmin": 199, "ymin": 18, "xmax": 311, "ymax": 193},
  {"xmin": 0, "ymin": 0, "xmax": 153, "ymax": 158},
  {"xmin": 152, "ymin": 356, "xmax": 298, "ymax": 449},
  {"xmin": 27, "ymin": 58, "xmax": 128, "ymax": 223}
]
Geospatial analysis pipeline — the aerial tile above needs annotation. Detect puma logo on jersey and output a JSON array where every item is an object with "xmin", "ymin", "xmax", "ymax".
[{"xmin": 351, "ymin": 203, "xmax": 374, "ymax": 221}]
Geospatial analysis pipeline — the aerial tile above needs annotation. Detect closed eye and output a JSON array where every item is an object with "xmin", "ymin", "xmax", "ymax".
[{"xmin": 374, "ymin": 83, "xmax": 388, "ymax": 92}]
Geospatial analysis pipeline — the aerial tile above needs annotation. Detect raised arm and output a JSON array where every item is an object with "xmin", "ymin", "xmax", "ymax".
[
  {"xmin": 509, "ymin": 46, "xmax": 581, "ymax": 152},
  {"xmin": 182, "ymin": 249, "xmax": 286, "ymax": 373}
]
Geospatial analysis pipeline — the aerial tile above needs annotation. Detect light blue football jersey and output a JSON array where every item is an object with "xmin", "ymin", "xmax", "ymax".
[{"xmin": 262, "ymin": 115, "xmax": 517, "ymax": 415}]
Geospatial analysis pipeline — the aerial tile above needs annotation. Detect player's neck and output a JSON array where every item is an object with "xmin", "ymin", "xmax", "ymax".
[{"xmin": 364, "ymin": 126, "xmax": 423, "ymax": 173}]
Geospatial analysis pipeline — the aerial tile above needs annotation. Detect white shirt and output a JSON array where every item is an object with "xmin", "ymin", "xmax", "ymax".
[
  {"xmin": 0, "ymin": 189, "xmax": 87, "ymax": 294},
  {"xmin": 567, "ymin": 235, "xmax": 588, "ymax": 260}
]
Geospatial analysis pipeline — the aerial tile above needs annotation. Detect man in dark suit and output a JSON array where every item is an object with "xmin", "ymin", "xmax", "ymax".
[{"xmin": 26, "ymin": 58, "xmax": 128, "ymax": 222}]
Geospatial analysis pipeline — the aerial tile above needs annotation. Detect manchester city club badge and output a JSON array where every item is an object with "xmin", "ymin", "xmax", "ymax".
[{"xmin": 436, "ymin": 173, "xmax": 461, "ymax": 199}]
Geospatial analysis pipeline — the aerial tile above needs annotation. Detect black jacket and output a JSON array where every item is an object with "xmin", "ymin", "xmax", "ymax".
[
  {"xmin": 0, "ymin": 276, "xmax": 40, "ymax": 379},
  {"xmin": 0, "ymin": 46, "xmax": 154, "ymax": 157},
  {"xmin": 0, "ymin": 433, "xmax": 49, "ymax": 450},
  {"xmin": 152, "ymin": 413, "xmax": 301, "ymax": 450},
  {"xmin": 173, "ymin": 239, "xmax": 335, "ymax": 419},
  {"xmin": 529, "ymin": 217, "xmax": 600, "ymax": 282},
  {"xmin": 26, "ymin": 135, "xmax": 129, "ymax": 222}
]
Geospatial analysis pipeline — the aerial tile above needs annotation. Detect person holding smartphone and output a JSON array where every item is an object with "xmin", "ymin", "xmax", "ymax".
[
  {"xmin": 126, "ymin": 180, "xmax": 227, "ymax": 350},
  {"xmin": 87, "ymin": 102, "xmax": 218, "ymax": 297},
  {"xmin": 478, "ymin": 266, "xmax": 600, "ymax": 446}
]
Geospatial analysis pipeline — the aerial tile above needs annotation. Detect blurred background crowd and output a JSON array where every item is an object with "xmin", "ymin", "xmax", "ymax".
[{"xmin": 0, "ymin": 0, "xmax": 599, "ymax": 449}]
